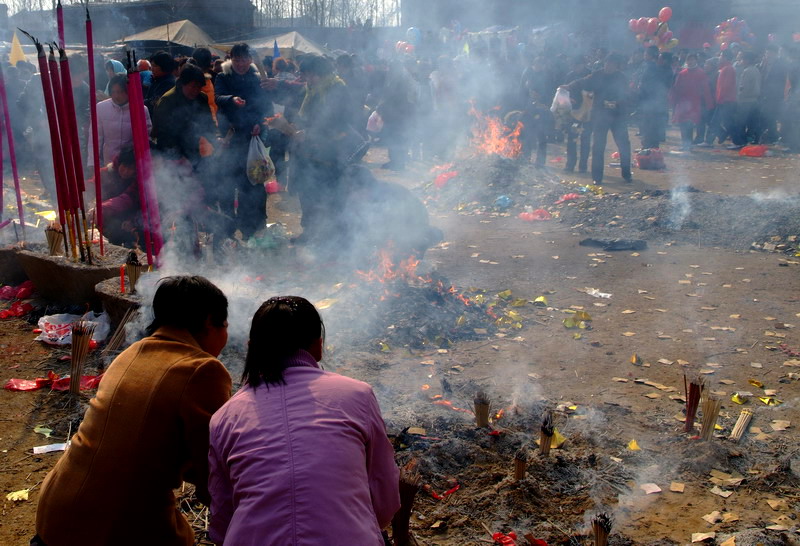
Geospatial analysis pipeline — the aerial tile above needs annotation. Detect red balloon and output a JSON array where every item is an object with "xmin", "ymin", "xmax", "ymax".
[
  {"xmin": 646, "ymin": 17, "xmax": 659, "ymax": 35},
  {"xmin": 637, "ymin": 17, "xmax": 648, "ymax": 33},
  {"xmin": 629, "ymin": 19, "xmax": 638, "ymax": 32},
  {"xmin": 658, "ymin": 6, "xmax": 672, "ymax": 23}
]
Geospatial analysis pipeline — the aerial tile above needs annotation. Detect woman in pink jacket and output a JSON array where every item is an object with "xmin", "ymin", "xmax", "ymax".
[{"xmin": 208, "ymin": 296, "xmax": 400, "ymax": 546}]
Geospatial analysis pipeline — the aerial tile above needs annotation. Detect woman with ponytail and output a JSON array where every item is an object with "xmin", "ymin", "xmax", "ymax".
[{"xmin": 208, "ymin": 296, "xmax": 399, "ymax": 545}]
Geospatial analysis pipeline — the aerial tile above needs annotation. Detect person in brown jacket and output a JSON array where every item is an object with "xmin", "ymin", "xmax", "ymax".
[{"xmin": 33, "ymin": 276, "xmax": 232, "ymax": 546}]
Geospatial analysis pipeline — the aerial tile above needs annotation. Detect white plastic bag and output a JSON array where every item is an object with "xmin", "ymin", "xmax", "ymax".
[
  {"xmin": 366, "ymin": 110, "xmax": 384, "ymax": 133},
  {"xmin": 35, "ymin": 311, "xmax": 111, "ymax": 345},
  {"xmin": 246, "ymin": 136, "xmax": 276, "ymax": 185},
  {"xmin": 550, "ymin": 87, "xmax": 572, "ymax": 115}
]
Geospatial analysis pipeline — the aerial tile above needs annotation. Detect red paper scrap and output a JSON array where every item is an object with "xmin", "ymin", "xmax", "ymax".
[
  {"xmin": 554, "ymin": 193, "xmax": 581, "ymax": 205},
  {"xmin": 4, "ymin": 371, "xmax": 103, "ymax": 392},
  {"xmin": 492, "ymin": 531, "xmax": 517, "ymax": 545}
]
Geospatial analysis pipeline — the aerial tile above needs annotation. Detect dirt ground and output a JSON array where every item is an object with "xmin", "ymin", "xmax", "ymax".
[{"xmin": 1, "ymin": 128, "xmax": 799, "ymax": 545}]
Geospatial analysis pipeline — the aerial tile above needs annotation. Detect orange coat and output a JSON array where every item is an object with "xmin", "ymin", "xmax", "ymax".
[{"xmin": 35, "ymin": 327, "xmax": 232, "ymax": 546}]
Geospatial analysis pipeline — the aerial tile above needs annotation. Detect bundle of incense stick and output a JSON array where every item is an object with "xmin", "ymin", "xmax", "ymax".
[
  {"xmin": 729, "ymin": 409, "xmax": 753, "ymax": 442},
  {"xmin": 70, "ymin": 320, "xmax": 96, "ymax": 394},
  {"xmin": 592, "ymin": 512, "xmax": 613, "ymax": 546},
  {"xmin": 474, "ymin": 391, "xmax": 490, "ymax": 427},
  {"xmin": 101, "ymin": 308, "xmax": 137, "ymax": 357},
  {"xmin": 700, "ymin": 395, "xmax": 723, "ymax": 441},
  {"xmin": 125, "ymin": 250, "xmax": 145, "ymax": 294},
  {"xmin": 45, "ymin": 222, "xmax": 64, "ymax": 256},
  {"xmin": 540, "ymin": 411, "xmax": 555, "ymax": 456},
  {"xmin": 513, "ymin": 449, "xmax": 528, "ymax": 481},
  {"xmin": 391, "ymin": 461, "xmax": 421, "ymax": 546},
  {"xmin": 684, "ymin": 374, "xmax": 705, "ymax": 433}
]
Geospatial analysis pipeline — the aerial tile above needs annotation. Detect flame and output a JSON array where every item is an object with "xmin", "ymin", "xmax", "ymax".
[{"xmin": 468, "ymin": 103, "xmax": 523, "ymax": 159}]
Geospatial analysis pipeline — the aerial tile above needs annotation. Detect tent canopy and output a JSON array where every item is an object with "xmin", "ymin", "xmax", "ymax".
[
  {"xmin": 217, "ymin": 31, "xmax": 330, "ymax": 59},
  {"xmin": 123, "ymin": 19, "xmax": 214, "ymax": 49}
]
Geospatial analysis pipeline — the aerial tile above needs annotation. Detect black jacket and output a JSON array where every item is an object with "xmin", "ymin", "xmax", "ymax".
[{"xmin": 214, "ymin": 61, "xmax": 274, "ymax": 136}]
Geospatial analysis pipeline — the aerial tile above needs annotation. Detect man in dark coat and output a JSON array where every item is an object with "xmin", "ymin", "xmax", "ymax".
[
  {"xmin": 563, "ymin": 53, "xmax": 632, "ymax": 184},
  {"xmin": 638, "ymin": 46, "xmax": 670, "ymax": 150},
  {"xmin": 759, "ymin": 44, "xmax": 788, "ymax": 144},
  {"xmin": 214, "ymin": 43, "xmax": 284, "ymax": 239},
  {"xmin": 144, "ymin": 51, "xmax": 177, "ymax": 114}
]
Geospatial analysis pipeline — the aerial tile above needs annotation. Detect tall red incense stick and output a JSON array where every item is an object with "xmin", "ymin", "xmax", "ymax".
[
  {"xmin": 23, "ymin": 35, "xmax": 69, "ymax": 255},
  {"xmin": 56, "ymin": 0, "xmax": 65, "ymax": 49},
  {"xmin": 126, "ymin": 69, "xmax": 154, "ymax": 265},
  {"xmin": 85, "ymin": 8, "xmax": 103, "ymax": 255},
  {"xmin": 58, "ymin": 47, "xmax": 92, "ymax": 263},
  {"xmin": 0, "ymin": 64, "xmax": 25, "ymax": 240},
  {"xmin": 49, "ymin": 46, "xmax": 83, "ymax": 261}
]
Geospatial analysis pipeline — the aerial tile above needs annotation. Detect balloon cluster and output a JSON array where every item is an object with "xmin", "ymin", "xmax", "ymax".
[
  {"xmin": 395, "ymin": 26, "xmax": 421, "ymax": 55},
  {"xmin": 715, "ymin": 17, "xmax": 755, "ymax": 51},
  {"xmin": 628, "ymin": 6, "xmax": 678, "ymax": 51}
]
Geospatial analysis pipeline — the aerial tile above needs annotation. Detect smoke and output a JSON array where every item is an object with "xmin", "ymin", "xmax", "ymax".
[{"xmin": 668, "ymin": 184, "xmax": 692, "ymax": 230}]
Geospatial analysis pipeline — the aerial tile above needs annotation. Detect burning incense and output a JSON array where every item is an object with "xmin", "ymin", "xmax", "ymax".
[
  {"xmin": 85, "ymin": 7, "xmax": 104, "ymax": 255},
  {"xmin": 474, "ymin": 391, "xmax": 490, "ymax": 427},
  {"xmin": 683, "ymin": 374, "xmax": 705, "ymax": 433},
  {"xmin": 729, "ymin": 409, "xmax": 753, "ymax": 442},
  {"xmin": 539, "ymin": 411, "xmax": 555, "ymax": 457},
  {"xmin": 101, "ymin": 308, "xmax": 137, "ymax": 358},
  {"xmin": 700, "ymin": 396, "xmax": 722, "ymax": 441},
  {"xmin": 0, "ymin": 63, "xmax": 25, "ymax": 241},
  {"xmin": 70, "ymin": 320, "xmax": 96, "ymax": 394},
  {"xmin": 391, "ymin": 461, "xmax": 421, "ymax": 546},
  {"xmin": 45, "ymin": 222, "xmax": 64, "ymax": 256},
  {"xmin": 125, "ymin": 251, "xmax": 145, "ymax": 294},
  {"xmin": 513, "ymin": 450, "xmax": 527, "ymax": 481},
  {"xmin": 591, "ymin": 512, "xmax": 613, "ymax": 546}
]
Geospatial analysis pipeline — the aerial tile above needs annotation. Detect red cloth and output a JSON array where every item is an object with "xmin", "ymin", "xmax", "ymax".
[
  {"xmin": 716, "ymin": 62, "xmax": 737, "ymax": 105},
  {"xmin": 670, "ymin": 67, "xmax": 714, "ymax": 125}
]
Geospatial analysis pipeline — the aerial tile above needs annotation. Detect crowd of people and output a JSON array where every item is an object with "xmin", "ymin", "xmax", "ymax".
[{"xmin": 3, "ymin": 28, "xmax": 799, "ymax": 255}]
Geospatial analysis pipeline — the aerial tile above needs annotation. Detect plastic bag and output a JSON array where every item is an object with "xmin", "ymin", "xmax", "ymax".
[
  {"xmin": 366, "ymin": 110, "xmax": 384, "ymax": 133},
  {"xmin": 739, "ymin": 144, "xmax": 767, "ymax": 157},
  {"xmin": 35, "ymin": 311, "xmax": 111, "ymax": 346},
  {"xmin": 550, "ymin": 87, "xmax": 572, "ymax": 116},
  {"xmin": 246, "ymin": 136, "xmax": 276, "ymax": 185}
]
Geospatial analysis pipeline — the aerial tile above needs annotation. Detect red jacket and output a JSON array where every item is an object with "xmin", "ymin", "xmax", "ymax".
[
  {"xmin": 716, "ymin": 61, "xmax": 737, "ymax": 105},
  {"xmin": 670, "ymin": 67, "xmax": 714, "ymax": 125}
]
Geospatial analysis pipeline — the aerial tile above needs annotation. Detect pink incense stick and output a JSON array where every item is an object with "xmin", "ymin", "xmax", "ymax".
[
  {"xmin": 86, "ymin": 9, "xmax": 104, "ymax": 255},
  {"xmin": 0, "ymin": 64, "xmax": 25, "ymax": 239},
  {"xmin": 56, "ymin": 0, "xmax": 65, "ymax": 49},
  {"xmin": 126, "ymin": 70, "xmax": 154, "ymax": 266}
]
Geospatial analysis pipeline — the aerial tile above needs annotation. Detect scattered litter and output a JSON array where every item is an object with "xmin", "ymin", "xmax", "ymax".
[
  {"xmin": 770, "ymin": 420, "xmax": 790, "ymax": 431},
  {"xmin": 670, "ymin": 482, "xmax": 685, "ymax": 493},
  {"xmin": 639, "ymin": 483, "xmax": 661, "ymax": 494},
  {"xmin": 6, "ymin": 489, "xmax": 29, "ymax": 502},
  {"xmin": 709, "ymin": 486, "xmax": 733, "ymax": 498},
  {"xmin": 627, "ymin": 439, "xmax": 641, "ymax": 451},
  {"xmin": 585, "ymin": 288, "xmax": 612, "ymax": 298},
  {"xmin": 33, "ymin": 425, "xmax": 52, "ymax": 438},
  {"xmin": 33, "ymin": 443, "xmax": 68, "ymax": 455},
  {"xmin": 766, "ymin": 499, "xmax": 787, "ymax": 511},
  {"xmin": 702, "ymin": 511, "xmax": 722, "ymax": 524},
  {"xmin": 692, "ymin": 533, "xmax": 715, "ymax": 543}
]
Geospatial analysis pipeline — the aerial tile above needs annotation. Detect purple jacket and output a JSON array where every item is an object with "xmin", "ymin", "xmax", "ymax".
[{"xmin": 208, "ymin": 350, "xmax": 400, "ymax": 545}]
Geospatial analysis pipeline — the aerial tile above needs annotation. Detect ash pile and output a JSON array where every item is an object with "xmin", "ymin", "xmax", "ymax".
[{"xmin": 327, "ymin": 255, "xmax": 527, "ymax": 351}]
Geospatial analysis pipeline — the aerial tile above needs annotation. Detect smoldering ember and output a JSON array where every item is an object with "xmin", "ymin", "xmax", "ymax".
[{"xmin": 1, "ymin": 0, "xmax": 800, "ymax": 544}]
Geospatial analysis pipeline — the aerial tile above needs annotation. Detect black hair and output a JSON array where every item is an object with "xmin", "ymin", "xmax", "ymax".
[
  {"xmin": 178, "ymin": 64, "xmax": 206, "ymax": 86},
  {"xmin": 108, "ymin": 73, "xmax": 128, "ymax": 93},
  {"xmin": 686, "ymin": 53, "xmax": 698, "ymax": 61},
  {"xmin": 117, "ymin": 146, "xmax": 136, "ymax": 167},
  {"xmin": 721, "ymin": 49, "xmax": 734, "ymax": 61},
  {"xmin": 299, "ymin": 54, "xmax": 334, "ymax": 77},
  {"xmin": 150, "ymin": 51, "xmax": 177, "ymax": 72},
  {"xmin": 191, "ymin": 47, "xmax": 213, "ymax": 69},
  {"xmin": 242, "ymin": 296, "xmax": 325, "ymax": 387},
  {"xmin": 145, "ymin": 276, "xmax": 227, "ymax": 336},
  {"xmin": 741, "ymin": 51, "xmax": 757, "ymax": 64},
  {"xmin": 230, "ymin": 43, "xmax": 252, "ymax": 59}
]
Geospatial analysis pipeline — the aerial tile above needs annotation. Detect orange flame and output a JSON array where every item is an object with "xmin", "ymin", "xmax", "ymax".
[{"xmin": 468, "ymin": 103, "xmax": 523, "ymax": 159}]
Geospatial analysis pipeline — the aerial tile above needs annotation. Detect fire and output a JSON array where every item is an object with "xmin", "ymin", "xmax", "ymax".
[
  {"xmin": 356, "ymin": 249, "xmax": 420, "ymax": 284},
  {"xmin": 468, "ymin": 103, "xmax": 523, "ymax": 159}
]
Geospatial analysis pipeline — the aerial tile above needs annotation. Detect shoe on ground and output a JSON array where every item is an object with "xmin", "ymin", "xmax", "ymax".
[
  {"xmin": 622, "ymin": 175, "xmax": 633, "ymax": 183},
  {"xmin": 695, "ymin": 142, "xmax": 712, "ymax": 148},
  {"xmin": 726, "ymin": 144, "xmax": 744, "ymax": 150}
]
